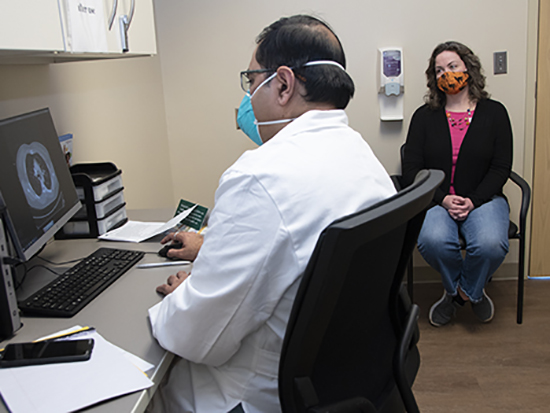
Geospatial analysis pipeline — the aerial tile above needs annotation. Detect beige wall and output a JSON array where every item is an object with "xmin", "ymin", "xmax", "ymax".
[
  {"xmin": 154, "ymin": 0, "xmax": 535, "ymax": 267},
  {"xmin": 0, "ymin": 0, "xmax": 537, "ymax": 268},
  {"xmin": 0, "ymin": 55, "xmax": 173, "ymax": 210},
  {"xmin": 153, "ymin": 0, "xmax": 534, "ymax": 205}
]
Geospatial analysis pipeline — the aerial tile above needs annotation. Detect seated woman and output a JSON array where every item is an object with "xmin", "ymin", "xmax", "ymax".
[{"xmin": 402, "ymin": 41, "xmax": 512, "ymax": 327}]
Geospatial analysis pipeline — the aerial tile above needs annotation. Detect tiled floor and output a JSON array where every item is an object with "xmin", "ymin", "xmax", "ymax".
[{"xmin": 412, "ymin": 279, "xmax": 550, "ymax": 412}]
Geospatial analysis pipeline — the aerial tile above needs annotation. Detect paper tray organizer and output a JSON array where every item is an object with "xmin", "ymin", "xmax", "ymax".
[{"xmin": 55, "ymin": 162, "xmax": 128, "ymax": 239}]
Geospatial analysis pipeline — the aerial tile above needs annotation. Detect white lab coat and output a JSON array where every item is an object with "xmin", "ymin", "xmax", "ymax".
[{"xmin": 148, "ymin": 109, "xmax": 396, "ymax": 412}]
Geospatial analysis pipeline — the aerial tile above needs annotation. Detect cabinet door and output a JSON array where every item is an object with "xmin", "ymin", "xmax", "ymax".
[
  {"xmin": 103, "ymin": 0, "xmax": 125, "ymax": 53},
  {"xmin": 0, "ymin": 0, "xmax": 156, "ymax": 60},
  {"xmin": 0, "ymin": 0, "xmax": 64, "ymax": 51},
  {"xmin": 109, "ymin": 0, "xmax": 157, "ymax": 55},
  {"xmin": 125, "ymin": 0, "xmax": 157, "ymax": 55}
]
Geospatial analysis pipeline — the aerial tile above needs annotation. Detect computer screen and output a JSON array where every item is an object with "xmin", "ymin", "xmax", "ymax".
[{"xmin": 0, "ymin": 108, "xmax": 81, "ymax": 261}]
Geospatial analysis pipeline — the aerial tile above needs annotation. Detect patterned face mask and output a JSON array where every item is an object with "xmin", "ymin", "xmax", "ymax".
[{"xmin": 437, "ymin": 71, "xmax": 469, "ymax": 95}]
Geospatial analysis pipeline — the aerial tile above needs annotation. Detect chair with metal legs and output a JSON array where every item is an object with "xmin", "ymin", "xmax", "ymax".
[{"xmin": 395, "ymin": 144, "xmax": 531, "ymax": 324}]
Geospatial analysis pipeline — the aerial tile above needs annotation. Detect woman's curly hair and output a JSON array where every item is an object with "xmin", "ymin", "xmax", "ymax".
[{"xmin": 425, "ymin": 41, "xmax": 489, "ymax": 109}]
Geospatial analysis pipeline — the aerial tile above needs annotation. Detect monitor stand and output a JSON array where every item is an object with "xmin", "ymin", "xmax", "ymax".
[{"xmin": 0, "ymin": 216, "xmax": 22, "ymax": 340}]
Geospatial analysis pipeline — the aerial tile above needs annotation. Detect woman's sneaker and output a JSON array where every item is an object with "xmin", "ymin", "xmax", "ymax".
[
  {"xmin": 429, "ymin": 291, "xmax": 463, "ymax": 327},
  {"xmin": 471, "ymin": 290, "xmax": 494, "ymax": 323}
]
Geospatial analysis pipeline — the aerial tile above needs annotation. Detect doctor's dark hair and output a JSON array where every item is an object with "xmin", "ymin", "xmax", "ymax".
[
  {"xmin": 255, "ymin": 15, "xmax": 355, "ymax": 109},
  {"xmin": 425, "ymin": 41, "xmax": 489, "ymax": 109}
]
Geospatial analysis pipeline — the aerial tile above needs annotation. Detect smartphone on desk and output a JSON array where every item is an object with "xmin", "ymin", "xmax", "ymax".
[{"xmin": 0, "ymin": 339, "xmax": 94, "ymax": 368}]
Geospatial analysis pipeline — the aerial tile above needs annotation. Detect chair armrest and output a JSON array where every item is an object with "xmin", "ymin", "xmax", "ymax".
[
  {"xmin": 509, "ymin": 171, "xmax": 531, "ymax": 236},
  {"xmin": 390, "ymin": 174, "xmax": 403, "ymax": 191}
]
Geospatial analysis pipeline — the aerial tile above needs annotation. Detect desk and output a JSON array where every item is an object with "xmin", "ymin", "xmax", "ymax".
[{"xmin": 0, "ymin": 209, "xmax": 185, "ymax": 413}]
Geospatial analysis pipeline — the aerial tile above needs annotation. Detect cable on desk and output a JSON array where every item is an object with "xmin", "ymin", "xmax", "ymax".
[{"xmin": 12, "ymin": 262, "xmax": 27, "ymax": 291}]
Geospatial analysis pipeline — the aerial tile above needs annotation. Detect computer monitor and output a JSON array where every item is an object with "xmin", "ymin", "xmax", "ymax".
[{"xmin": 0, "ymin": 108, "xmax": 81, "ymax": 261}]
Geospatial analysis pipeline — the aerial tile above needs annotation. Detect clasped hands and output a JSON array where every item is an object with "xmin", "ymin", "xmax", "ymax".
[
  {"xmin": 156, "ymin": 231, "xmax": 204, "ymax": 296},
  {"xmin": 442, "ymin": 195, "xmax": 474, "ymax": 221}
]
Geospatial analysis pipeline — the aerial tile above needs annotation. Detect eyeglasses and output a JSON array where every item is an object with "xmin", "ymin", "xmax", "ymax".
[{"xmin": 240, "ymin": 69, "xmax": 274, "ymax": 92}]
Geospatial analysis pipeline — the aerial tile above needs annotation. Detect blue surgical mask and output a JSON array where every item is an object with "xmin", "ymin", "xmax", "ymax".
[
  {"xmin": 236, "ymin": 61, "xmax": 346, "ymax": 145},
  {"xmin": 237, "ymin": 93, "xmax": 263, "ymax": 146},
  {"xmin": 237, "ymin": 72, "xmax": 277, "ymax": 146}
]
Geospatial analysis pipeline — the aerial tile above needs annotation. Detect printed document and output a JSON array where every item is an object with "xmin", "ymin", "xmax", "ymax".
[{"xmin": 99, "ymin": 206, "xmax": 196, "ymax": 242}]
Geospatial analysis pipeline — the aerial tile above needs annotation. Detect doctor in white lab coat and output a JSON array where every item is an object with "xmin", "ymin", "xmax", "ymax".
[{"xmin": 148, "ymin": 14, "xmax": 397, "ymax": 413}]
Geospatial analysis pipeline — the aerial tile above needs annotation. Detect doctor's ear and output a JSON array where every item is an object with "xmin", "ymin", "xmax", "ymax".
[{"xmin": 275, "ymin": 66, "xmax": 296, "ymax": 105}]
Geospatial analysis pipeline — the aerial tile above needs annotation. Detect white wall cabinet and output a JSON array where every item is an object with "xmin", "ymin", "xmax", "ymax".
[{"xmin": 0, "ymin": 0, "xmax": 156, "ymax": 64}]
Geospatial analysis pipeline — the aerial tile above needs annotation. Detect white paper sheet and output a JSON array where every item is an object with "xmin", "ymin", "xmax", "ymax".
[
  {"xmin": 0, "ymin": 327, "xmax": 154, "ymax": 413},
  {"xmin": 64, "ymin": 0, "xmax": 109, "ymax": 52},
  {"xmin": 98, "ymin": 206, "xmax": 196, "ymax": 242},
  {"xmin": 40, "ymin": 326, "xmax": 154, "ymax": 373}
]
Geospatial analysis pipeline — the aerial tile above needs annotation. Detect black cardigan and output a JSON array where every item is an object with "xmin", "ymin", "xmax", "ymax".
[{"xmin": 402, "ymin": 99, "xmax": 513, "ymax": 208}]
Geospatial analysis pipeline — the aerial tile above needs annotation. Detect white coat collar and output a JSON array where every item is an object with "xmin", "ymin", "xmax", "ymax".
[{"xmin": 266, "ymin": 109, "xmax": 348, "ymax": 144}]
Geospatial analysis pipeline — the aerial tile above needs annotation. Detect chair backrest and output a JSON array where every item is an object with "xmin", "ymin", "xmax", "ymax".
[{"xmin": 279, "ymin": 169, "xmax": 444, "ymax": 413}]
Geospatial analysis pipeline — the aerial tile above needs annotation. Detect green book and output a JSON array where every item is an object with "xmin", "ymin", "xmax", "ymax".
[{"xmin": 174, "ymin": 199, "xmax": 209, "ymax": 231}]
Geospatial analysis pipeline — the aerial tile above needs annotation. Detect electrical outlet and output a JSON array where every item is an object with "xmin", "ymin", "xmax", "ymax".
[{"xmin": 494, "ymin": 51, "xmax": 507, "ymax": 75}]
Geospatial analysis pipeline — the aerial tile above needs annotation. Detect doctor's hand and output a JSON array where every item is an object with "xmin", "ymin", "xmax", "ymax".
[
  {"xmin": 160, "ymin": 231, "xmax": 204, "ymax": 261},
  {"xmin": 156, "ymin": 271, "xmax": 189, "ymax": 296}
]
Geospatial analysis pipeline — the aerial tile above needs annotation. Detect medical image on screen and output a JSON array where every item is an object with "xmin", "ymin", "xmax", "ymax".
[
  {"xmin": 16, "ymin": 142, "xmax": 65, "ymax": 226},
  {"xmin": 0, "ymin": 108, "xmax": 80, "ymax": 260}
]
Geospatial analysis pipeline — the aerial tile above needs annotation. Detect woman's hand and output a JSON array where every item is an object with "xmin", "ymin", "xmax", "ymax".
[{"xmin": 442, "ymin": 195, "xmax": 474, "ymax": 221}]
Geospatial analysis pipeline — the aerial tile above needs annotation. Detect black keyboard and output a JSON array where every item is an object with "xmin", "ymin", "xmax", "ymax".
[{"xmin": 19, "ymin": 248, "xmax": 145, "ymax": 317}]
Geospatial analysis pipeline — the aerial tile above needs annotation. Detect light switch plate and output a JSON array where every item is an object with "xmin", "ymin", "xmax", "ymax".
[{"xmin": 494, "ymin": 51, "xmax": 507, "ymax": 75}]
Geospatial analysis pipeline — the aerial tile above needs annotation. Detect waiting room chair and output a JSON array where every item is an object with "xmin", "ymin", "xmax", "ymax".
[
  {"xmin": 278, "ymin": 169, "xmax": 444, "ymax": 413},
  {"xmin": 395, "ymin": 144, "xmax": 531, "ymax": 324}
]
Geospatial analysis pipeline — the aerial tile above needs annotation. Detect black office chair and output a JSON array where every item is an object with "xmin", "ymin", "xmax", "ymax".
[
  {"xmin": 279, "ymin": 169, "xmax": 444, "ymax": 413},
  {"xmin": 396, "ymin": 144, "xmax": 531, "ymax": 324}
]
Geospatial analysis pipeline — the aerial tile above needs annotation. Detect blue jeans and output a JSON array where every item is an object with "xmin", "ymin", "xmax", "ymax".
[{"xmin": 417, "ymin": 196, "xmax": 510, "ymax": 302}]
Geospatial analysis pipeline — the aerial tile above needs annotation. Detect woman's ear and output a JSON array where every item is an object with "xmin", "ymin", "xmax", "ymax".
[{"xmin": 275, "ymin": 66, "xmax": 296, "ymax": 105}]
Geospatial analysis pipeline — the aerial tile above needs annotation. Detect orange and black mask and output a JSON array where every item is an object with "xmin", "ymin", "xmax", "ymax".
[{"xmin": 437, "ymin": 71, "xmax": 469, "ymax": 95}]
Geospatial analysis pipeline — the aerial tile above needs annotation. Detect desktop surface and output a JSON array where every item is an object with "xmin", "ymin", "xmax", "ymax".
[{"xmin": 0, "ymin": 209, "xmax": 184, "ymax": 413}]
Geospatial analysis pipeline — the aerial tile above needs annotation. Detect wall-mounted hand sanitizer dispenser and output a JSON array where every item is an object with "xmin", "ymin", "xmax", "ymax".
[{"xmin": 378, "ymin": 48, "xmax": 404, "ymax": 121}]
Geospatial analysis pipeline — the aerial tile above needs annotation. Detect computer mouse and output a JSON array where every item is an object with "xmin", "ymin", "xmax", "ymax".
[{"xmin": 158, "ymin": 241, "xmax": 183, "ymax": 258}]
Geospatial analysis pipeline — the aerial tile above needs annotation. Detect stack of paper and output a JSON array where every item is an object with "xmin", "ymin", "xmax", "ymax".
[{"xmin": 0, "ymin": 327, "xmax": 154, "ymax": 413}]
